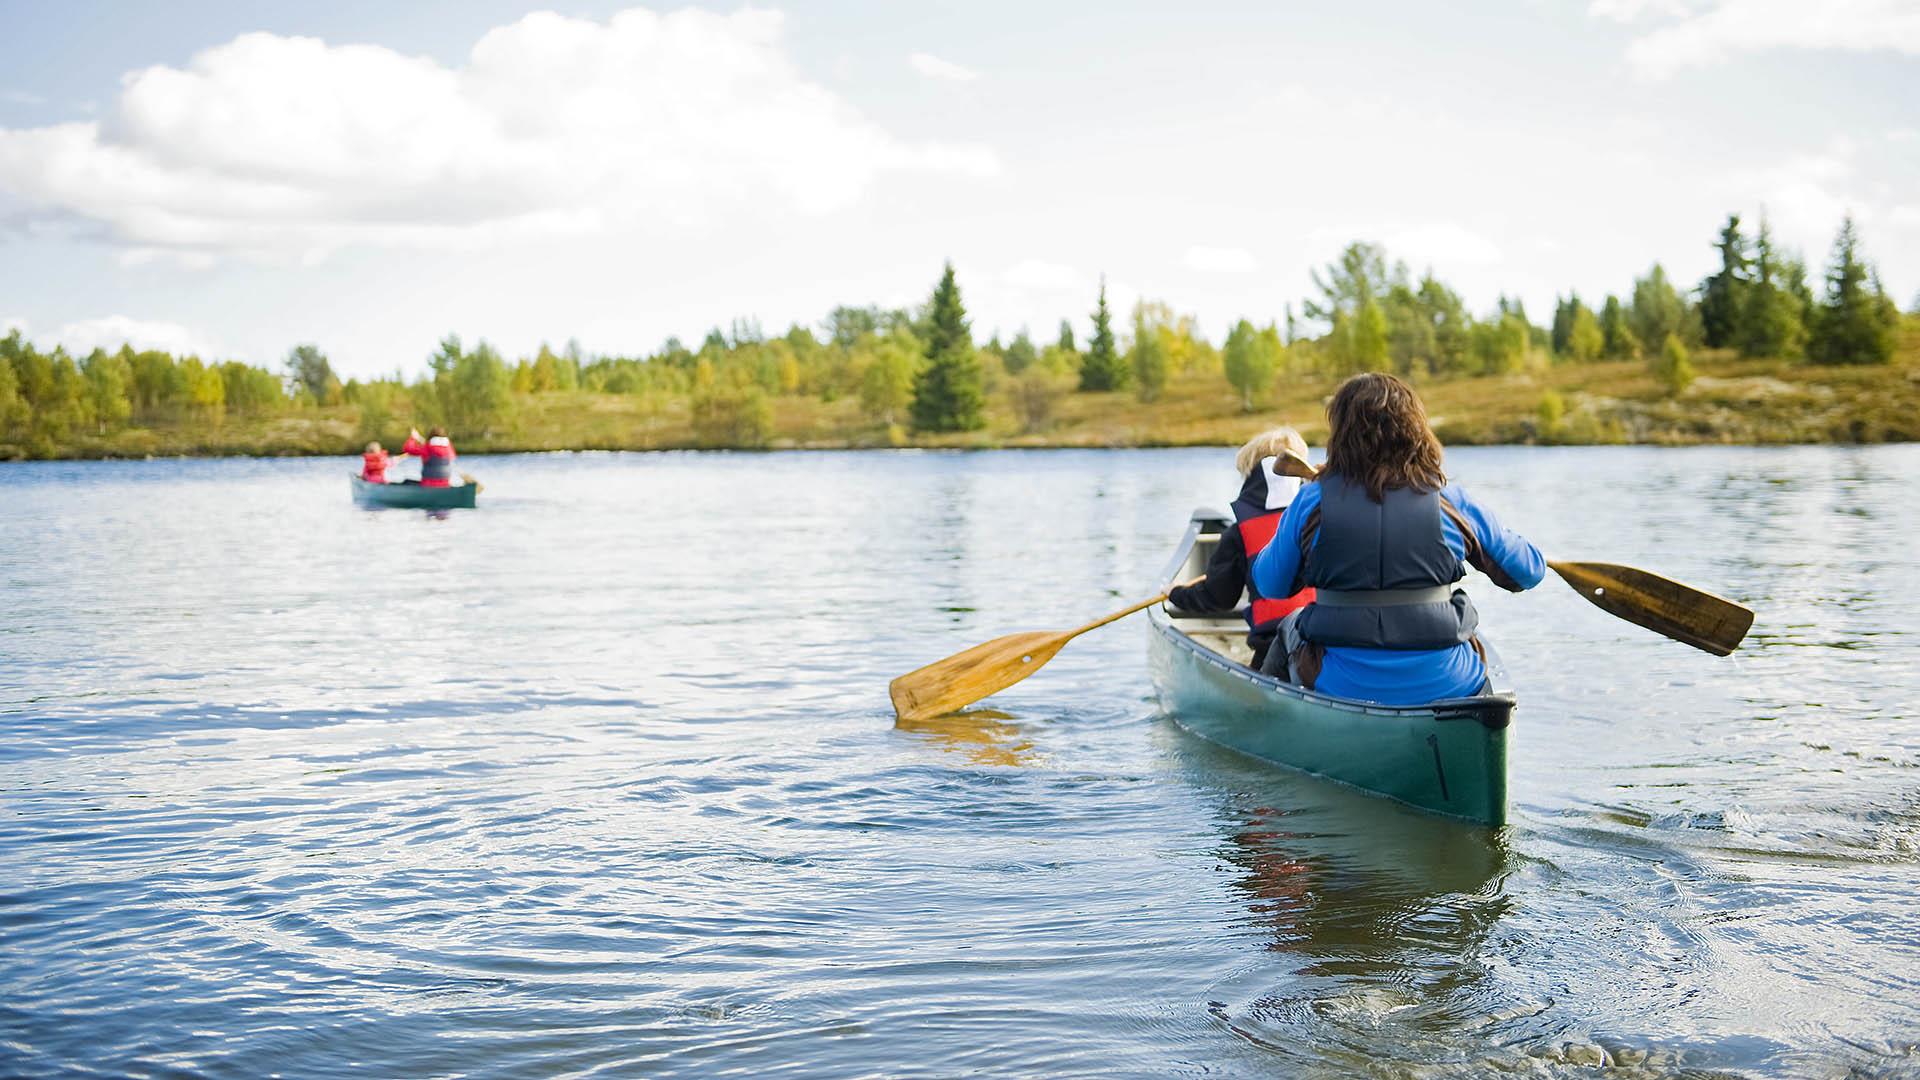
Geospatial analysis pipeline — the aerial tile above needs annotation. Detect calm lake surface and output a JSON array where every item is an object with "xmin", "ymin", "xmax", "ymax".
[{"xmin": 3, "ymin": 446, "xmax": 1918, "ymax": 1078}]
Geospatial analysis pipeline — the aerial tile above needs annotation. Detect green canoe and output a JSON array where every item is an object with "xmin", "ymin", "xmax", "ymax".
[
  {"xmin": 1148, "ymin": 509, "xmax": 1514, "ymax": 827},
  {"xmin": 349, "ymin": 474, "xmax": 480, "ymax": 509}
]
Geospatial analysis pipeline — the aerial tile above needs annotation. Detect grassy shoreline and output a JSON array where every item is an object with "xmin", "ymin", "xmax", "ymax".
[{"xmin": 8, "ymin": 348, "xmax": 1918, "ymax": 461}]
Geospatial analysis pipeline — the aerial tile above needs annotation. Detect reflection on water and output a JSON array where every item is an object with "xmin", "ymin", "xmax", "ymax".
[
  {"xmin": 895, "ymin": 708, "xmax": 1039, "ymax": 767},
  {"xmin": 3, "ymin": 446, "xmax": 1919, "ymax": 1078}
]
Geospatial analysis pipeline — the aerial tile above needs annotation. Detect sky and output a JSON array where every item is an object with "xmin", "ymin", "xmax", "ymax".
[{"xmin": 1, "ymin": 0, "xmax": 1916, "ymax": 378}]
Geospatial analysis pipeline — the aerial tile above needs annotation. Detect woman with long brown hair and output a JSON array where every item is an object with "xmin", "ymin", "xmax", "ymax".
[{"xmin": 1247, "ymin": 372, "xmax": 1545, "ymax": 704}]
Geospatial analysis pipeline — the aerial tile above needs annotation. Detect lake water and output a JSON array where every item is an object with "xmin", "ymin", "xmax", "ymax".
[{"xmin": 3, "ymin": 446, "xmax": 1918, "ymax": 1078}]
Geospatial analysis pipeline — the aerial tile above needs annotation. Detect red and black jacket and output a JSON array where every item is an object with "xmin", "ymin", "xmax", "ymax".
[{"xmin": 1166, "ymin": 465, "xmax": 1316, "ymax": 666}]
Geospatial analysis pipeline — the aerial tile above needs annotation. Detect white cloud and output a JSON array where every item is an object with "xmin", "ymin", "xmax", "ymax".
[
  {"xmin": 3, "ymin": 316, "xmax": 28, "ymax": 335},
  {"xmin": 909, "ymin": 51, "xmax": 979, "ymax": 82},
  {"xmin": 0, "ymin": 9, "xmax": 999, "ymax": 262},
  {"xmin": 1605, "ymin": 0, "xmax": 1920, "ymax": 76},
  {"xmin": 1001, "ymin": 259, "xmax": 1083, "ymax": 291},
  {"xmin": 48, "ymin": 316, "xmax": 222, "ymax": 358},
  {"xmin": 1384, "ymin": 223, "xmax": 1503, "ymax": 268},
  {"xmin": 1184, "ymin": 245, "xmax": 1258, "ymax": 274}
]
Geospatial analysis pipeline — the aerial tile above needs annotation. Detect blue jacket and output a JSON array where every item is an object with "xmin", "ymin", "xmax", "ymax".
[{"xmin": 1248, "ymin": 480, "xmax": 1546, "ymax": 704}]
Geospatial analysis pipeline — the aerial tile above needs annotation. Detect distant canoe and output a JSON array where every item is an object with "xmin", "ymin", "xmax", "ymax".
[
  {"xmin": 1148, "ymin": 508, "xmax": 1514, "ymax": 827},
  {"xmin": 349, "ymin": 474, "xmax": 480, "ymax": 509}
]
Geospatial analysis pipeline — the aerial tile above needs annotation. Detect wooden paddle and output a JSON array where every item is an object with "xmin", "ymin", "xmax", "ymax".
[
  {"xmin": 889, "ymin": 594, "xmax": 1168, "ymax": 722},
  {"xmin": 1271, "ymin": 450, "xmax": 1754, "ymax": 655}
]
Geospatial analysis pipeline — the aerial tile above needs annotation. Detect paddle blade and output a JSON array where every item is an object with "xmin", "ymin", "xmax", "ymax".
[
  {"xmin": 889, "ymin": 630, "xmax": 1071, "ymax": 722},
  {"xmin": 1549, "ymin": 560, "xmax": 1754, "ymax": 656}
]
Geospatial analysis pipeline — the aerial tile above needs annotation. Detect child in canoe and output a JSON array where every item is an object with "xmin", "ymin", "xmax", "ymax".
[
  {"xmin": 1166, "ymin": 427, "xmax": 1318, "ymax": 672},
  {"xmin": 399, "ymin": 426, "xmax": 457, "ymax": 487},
  {"xmin": 361, "ymin": 442, "xmax": 390, "ymax": 483}
]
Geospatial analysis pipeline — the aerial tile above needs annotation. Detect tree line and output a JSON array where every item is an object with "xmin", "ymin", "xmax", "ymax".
[{"xmin": 1, "ymin": 210, "xmax": 1908, "ymax": 455}]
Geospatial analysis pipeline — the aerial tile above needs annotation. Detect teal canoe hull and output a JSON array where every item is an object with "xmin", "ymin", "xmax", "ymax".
[
  {"xmin": 349, "ymin": 474, "xmax": 479, "ymax": 509},
  {"xmin": 1148, "ymin": 510, "xmax": 1513, "ymax": 827}
]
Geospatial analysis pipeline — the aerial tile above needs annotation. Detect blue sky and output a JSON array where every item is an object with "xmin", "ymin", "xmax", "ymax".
[{"xmin": 2, "ymin": 0, "xmax": 1916, "ymax": 377}]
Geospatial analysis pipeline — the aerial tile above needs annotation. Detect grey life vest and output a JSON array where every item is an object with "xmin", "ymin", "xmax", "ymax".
[{"xmin": 1294, "ymin": 472, "xmax": 1478, "ymax": 650}]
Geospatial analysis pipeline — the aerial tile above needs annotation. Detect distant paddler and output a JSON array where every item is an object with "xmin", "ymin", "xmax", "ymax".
[
  {"xmin": 399, "ymin": 426, "xmax": 458, "ymax": 487},
  {"xmin": 360, "ymin": 441, "xmax": 391, "ymax": 483}
]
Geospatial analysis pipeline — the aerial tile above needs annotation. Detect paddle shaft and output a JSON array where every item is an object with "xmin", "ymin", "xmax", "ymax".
[{"xmin": 1274, "ymin": 451, "xmax": 1751, "ymax": 655}]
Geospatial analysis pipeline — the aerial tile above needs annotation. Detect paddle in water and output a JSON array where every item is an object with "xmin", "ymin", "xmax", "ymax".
[
  {"xmin": 1270, "ymin": 450, "xmax": 1754, "ymax": 655},
  {"xmin": 889, "ymin": 594, "xmax": 1167, "ymax": 722}
]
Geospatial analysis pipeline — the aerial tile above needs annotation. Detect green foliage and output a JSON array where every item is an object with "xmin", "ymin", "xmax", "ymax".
[
  {"xmin": 859, "ymin": 327, "xmax": 920, "ymax": 425},
  {"xmin": 1309, "ymin": 243, "xmax": 1391, "ymax": 375},
  {"xmin": 1599, "ymin": 294, "xmax": 1635, "ymax": 359},
  {"xmin": 81, "ymin": 348, "xmax": 132, "ymax": 430},
  {"xmin": 1470, "ymin": 312, "xmax": 1530, "ymax": 375},
  {"xmin": 1003, "ymin": 329, "xmax": 1038, "ymax": 374},
  {"xmin": 1127, "ymin": 302, "xmax": 1170, "ymax": 402},
  {"xmin": 1221, "ymin": 319, "xmax": 1281, "ymax": 411},
  {"xmin": 1629, "ymin": 264, "xmax": 1695, "ymax": 355},
  {"xmin": 1808, "ymin": 215, "xmax": 1898, "ymax": 365},
  {"xmin": 1536, "ymin": 390, "xmax": 1566, "ymax": 436},
  {"xmin": 220, "ymin": 361, "xmax": 283, "ymax": 417},
  {"xmin": 909, "ymin": 262, "xmax": 985, "ymax": 432},
  {"xmin": 286, "ymin": 344, "xmax": 338, "ymax": 405},
  {"xmin": 0, "ymin": 356, "xmax": 23, "ymax": 438},
  {"xmin": 1567, "ymin": 303, "xmax": 1604, "ymax": 363},
  {"xmin": 1738, "ymin": 218, "xmax": 1808, "ymax": 359},
  {"xmin": 1699, "ymin": 214, "xmax": 1750, "ymax": 349},
  {"xmin": 690, "ymin": 385, "xmax": 773, "ymax": 448},
  {"xmin": 430, "ymin": 338, "xmax": 514, "ymax": 433},
  {"xmin": 1651, "ymin": 332, "xmax": 1695, "ymax": 395},
  {"xmin": 1078, "ymin": 280, "xmax": 1126, "ymax": 391}
]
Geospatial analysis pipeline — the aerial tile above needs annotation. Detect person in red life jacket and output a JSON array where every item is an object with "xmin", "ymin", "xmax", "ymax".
[
  {"xmin": 360, "ymin": 441, "xmax": 391, "ymax": 483},
  {"xmin": 1166, "ymin": 427, "xmax": 1318, "ymax": 672},
  {"xmin": 399, "ymin": 425, "xmax": 456, "ymax": 487}
]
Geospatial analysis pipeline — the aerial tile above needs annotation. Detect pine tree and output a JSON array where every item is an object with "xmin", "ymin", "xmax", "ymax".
[
  {"xmin": 1699, "ymin": 214, "xmax": 1750, "ymax": 349},
  {"xmin": 1003, "ymin": 329, "xmax": 1038, "ymax": 374},
  {"xmin": 1807, "ymin": 215, "xmax": 1898, "ymax": 365},
  {"xmin": 1550, "ymin": 295, "xmax": 1576, "ymax": 356},
  {"xmin": 1600, "ymin": 294, "xmax": 1634, "ymax": 359},
  {"xmin": 1078, "ymin": 278, "xmax": 1127, "ymax": 391},
  {"xmin": 1737, "ymin": 216, "xmax": 1806, "ymax": 359},
  {"xmin": 1056, "ymin": 319, "xmax": 1076, "ymax": 354},
  {"xmin": 909, "ymin": 261, "xmax": 986, "ymax": 431}
]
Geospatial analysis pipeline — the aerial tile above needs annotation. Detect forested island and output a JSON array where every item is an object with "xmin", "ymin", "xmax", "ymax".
[{"xmin": 3, "ymin": 211, "xmax": 1914, "ymax": 460}]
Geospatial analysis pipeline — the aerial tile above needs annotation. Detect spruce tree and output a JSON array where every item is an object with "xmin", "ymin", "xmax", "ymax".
[
  {"xmin": 909, "ymin": 262, "xmax": 986, "ymax": 431},
  {"xmin": 1079, "ymin": 278, "xmax": 1127, "ymax": 391},
  {"xmin": 1550, "ymin": 295, "xmax": 1576, "ymax": 356},
  {"xmin": 1699, "ymin": 214, "xmax": 1750, "ymax": 349},
  {"xmin": 1807, "ymin": 216, "xmax": 1897, "ymax": 365},
  {"xmin": 1600, "ymin": 294, "xmax": 1634, "ymax": 359},
  {"xmin": 1737, "ymin": 217, "xmax": 1805, "ymax": 359}
]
